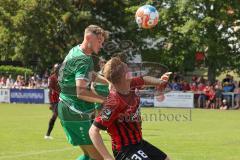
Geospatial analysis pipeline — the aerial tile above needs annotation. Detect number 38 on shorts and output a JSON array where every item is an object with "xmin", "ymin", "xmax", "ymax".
[{"xmin": 129, "ymin": 150, "xmax": 150, "ymax": 160}]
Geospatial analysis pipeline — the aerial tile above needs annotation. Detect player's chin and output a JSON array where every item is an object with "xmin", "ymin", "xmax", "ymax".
[{"xmin": 94, "ymin": 48, "xmax": 100, "ymax": 54}]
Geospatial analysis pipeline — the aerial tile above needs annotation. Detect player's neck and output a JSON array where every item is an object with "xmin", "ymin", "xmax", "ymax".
[
  {"xmin": 115, "ymin": 82, "xmax": 130, "ymax": 95},
  {"xmin": 79, "ymin": 43, "xmax": 92, "ymax": 55}
]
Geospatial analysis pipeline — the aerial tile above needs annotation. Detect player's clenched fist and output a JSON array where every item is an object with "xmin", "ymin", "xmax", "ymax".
[{"xmin": 160, "ymin": 72, "xmax": 172, "ymax": 82}]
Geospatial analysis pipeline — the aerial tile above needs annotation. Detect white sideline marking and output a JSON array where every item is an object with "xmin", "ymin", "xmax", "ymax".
[{"xmin": 0, "ymin": 147, "xmax": 74, "ymax": 159}]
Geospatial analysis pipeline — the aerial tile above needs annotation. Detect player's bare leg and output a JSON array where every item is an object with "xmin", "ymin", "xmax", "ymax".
[{"xmin": 80, "ymin": 145, "xmax": 103, "ymax": 160}]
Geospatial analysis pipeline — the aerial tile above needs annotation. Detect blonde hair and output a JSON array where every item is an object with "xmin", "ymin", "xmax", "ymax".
[
  {"xmin": 84, "ymin": 25, "xmax": 109, "ymax": 40},
  {"xmin": 103, "ymin": 57, "xmax": 126, "ymax": 84}
]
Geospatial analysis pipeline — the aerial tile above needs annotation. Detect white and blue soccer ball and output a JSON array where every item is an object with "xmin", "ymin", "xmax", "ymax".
[{"xmin": 135, "ymin": 5, "xmax": 159, "ymax": 29}]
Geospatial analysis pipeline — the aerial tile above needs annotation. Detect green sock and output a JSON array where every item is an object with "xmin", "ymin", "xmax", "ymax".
[{"xmin": 76, "ymin": 155, "xmax": 90, "ymax": 160}]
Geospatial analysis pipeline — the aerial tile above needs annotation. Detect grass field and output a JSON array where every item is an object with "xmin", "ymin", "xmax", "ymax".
[{"xmin": 0, "ymin": 103, "xmax": 240, "ymax": 160}]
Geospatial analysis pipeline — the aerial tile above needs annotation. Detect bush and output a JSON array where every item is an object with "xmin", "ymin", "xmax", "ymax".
[{"xmin": 0, "ymin": 65, "xmax": 33, "ymax": 76}]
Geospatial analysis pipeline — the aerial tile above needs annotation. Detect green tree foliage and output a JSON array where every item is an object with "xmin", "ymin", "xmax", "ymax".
[
  {"xmin": 0, "ymin": 65, "xmax": 33, "ymax": 76},
  {"xmin": 0, "ymin": 0, "xmax": 93, "ymax": 71}
]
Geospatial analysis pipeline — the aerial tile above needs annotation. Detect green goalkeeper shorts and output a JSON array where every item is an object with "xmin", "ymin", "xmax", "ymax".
[
  {"xmin": 58, "ymin": 100, "xmax": 94, "ymax": 145},
  {"xmin": 60, "ymin": 120, "xmax": 92, "ymax": 145}
]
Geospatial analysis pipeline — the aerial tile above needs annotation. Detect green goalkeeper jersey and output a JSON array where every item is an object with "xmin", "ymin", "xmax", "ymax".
[{"xmin": 58, "ymin": 45, "xmax": 95, "ymax": 112}]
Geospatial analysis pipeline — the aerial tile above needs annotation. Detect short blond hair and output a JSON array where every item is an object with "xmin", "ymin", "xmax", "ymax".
[
  {"xmin": 103, "ymin": 57, "xmax": 126, "ymax": 84},
  {"xmin": 84, "ymin": 25, "xmax": 109, "ymax": 40}
]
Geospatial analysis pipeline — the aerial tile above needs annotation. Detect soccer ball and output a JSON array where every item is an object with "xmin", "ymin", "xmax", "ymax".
[{"xmin": 135, "ymin": 5, "xmax": 159, "ymax": 29}]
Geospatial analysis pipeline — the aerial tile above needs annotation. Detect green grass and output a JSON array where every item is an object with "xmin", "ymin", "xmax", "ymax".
[{"xmin": 0, "ymin": 103, "xmax": 240, "ymax": 160}]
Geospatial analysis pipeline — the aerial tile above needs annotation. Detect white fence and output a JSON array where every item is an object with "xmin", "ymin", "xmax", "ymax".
[{"xmin": 154, "ymin": 91, "xmax": 194, "ymax": 108}]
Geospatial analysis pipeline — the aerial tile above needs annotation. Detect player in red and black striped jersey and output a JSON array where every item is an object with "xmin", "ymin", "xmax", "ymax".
[
  {"xmin": 89, "ymin": 57, "xmax": 171, "ymax": 160},
  {"xmin": 45, "ymin": 64, "xmax": 61, "ymax": 139}
]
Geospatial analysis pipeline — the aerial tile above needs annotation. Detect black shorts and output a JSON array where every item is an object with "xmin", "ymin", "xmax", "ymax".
[{"xmin": 114, "ymin": 140, "xmax": 167, "ymax": 160}]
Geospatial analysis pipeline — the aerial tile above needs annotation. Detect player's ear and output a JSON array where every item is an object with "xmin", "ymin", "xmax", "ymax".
[{"xmin": 85, "ymin": 33, "xmax": 93, "ymax": 41}]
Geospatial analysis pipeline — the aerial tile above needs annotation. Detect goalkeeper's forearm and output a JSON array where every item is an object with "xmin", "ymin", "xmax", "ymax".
[
  {"xmin": 143, "ymin": 76, "xmax": 166, "ymax": 86},
  {"xmin": 93, "ymin": 72, "xmax": 109, "ymax": 84},
  {"xmin": 77, "ymin": 88, "xmax": 105, "ymax": 104}
]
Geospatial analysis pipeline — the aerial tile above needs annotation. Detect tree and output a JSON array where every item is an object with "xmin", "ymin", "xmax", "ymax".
[{"xmin": 0, "ymin": 0, "xmax": 93, "ymax": 71}]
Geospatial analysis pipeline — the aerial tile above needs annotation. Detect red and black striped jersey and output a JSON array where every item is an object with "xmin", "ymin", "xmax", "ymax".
[
  {"xmin": 93, "ymin": 77, "xmax": 145, "ymax": 151},
  {"xmin": 48, "ymin": 74, "xmax": 60, "ymax": 103}
]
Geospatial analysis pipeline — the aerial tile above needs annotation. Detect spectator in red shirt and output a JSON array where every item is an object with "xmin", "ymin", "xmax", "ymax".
[
  {"xmin": 190, "ymin": 82, "xmax": 198, "ymax": 92},
  {"xmin": 181, "ymin": 80, "xmax": 190, "ymax": 91},
  {"xmin": 89, "ymin": 58, "xmax": 170, "ymax": 160},
  {"xmin": 0, "ymin": 75, "xmax": 6, "ymax": 87},
  {"xmin": 206, "ymin": 85, "xmax": 216, "ymax": 109}
]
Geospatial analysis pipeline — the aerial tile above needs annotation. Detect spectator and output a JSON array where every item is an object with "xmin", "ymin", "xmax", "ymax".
[
  {"xmin": 222, "ymin": 74, "xmax": 233, "ymax": 83},
  {"xmin": 35, "ymin": 78, "xmax": 42, "ymax": 88},
  {"xmin": 41, "ymin": 78, "xmax": 48, "ymax": 88},
  {"xmin": 190, "ymin": 82, "xmax": 198, "ymax": 92},
  {"xmin": 172, "ymin": 72, "xmax": 181, "ymax": 82},
  {"xmin": 190, "ymin": 82, "xmax": 199, "ymax": 107},
  {"xmin": 0, "ymin": 75, "xmax": 6, "ymax": 87},
  {"xmin": 43, "ymin": 70, "xmax": 49, "ymax": 79},
  {"xmin": 215, "ymin": 81, "xmax": 223, "ymax": 108},
  {"xmin": 203, "ymin": 81, "xmax": 211, "ymax": 108},
  {"xmin": 222, "ymin": 81, "xmax": 235, "ymax": 108},
  {"xmin": 170, "ymin": 79, "xmax": 182, "ymax": 91},
  {"xmin": 6, "ymin": 75, "xmax": 14, "ymax": 88},
  {"xmin": 197, "ymin": 81, "xmax": 206, "ymax": 108},
  {"xmin": 206, "ymin": 85, "xmax": 216, "ymax": 109},
  {"xmin": 28, "ymin": 77, "xmax": 36, "ymax": 88},
  {"xmin": 220, "ymin": 99, "xmax": 228, "ymax": 110},
  {"xmin": 181, "ymin": 80, "xmax": 190, "ymax": 91},
  {"xmin": 13, "ymin": 75, "xmax": 24, "ymax": 88},
  {"xmin": 191, "ymin": 75, "xmax": 198, "ymax": 83},
  {"xmin": 234, "ymin": 81, "xmax": 240, "ymax": 109},
  {"xmin": 197, "ymin": 76, "xmax": 206, "ymax": 84}
]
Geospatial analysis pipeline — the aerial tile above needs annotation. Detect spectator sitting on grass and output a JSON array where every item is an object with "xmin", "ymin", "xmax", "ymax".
[{"xmin": 220, "ymin": 99, "xmax": 228, "ymax": 110}]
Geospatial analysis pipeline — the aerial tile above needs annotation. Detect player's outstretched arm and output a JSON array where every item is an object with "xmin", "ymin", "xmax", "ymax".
[
  {"xmin": 89, "ymin": 125, "xmax": 115, "ymax": 160},
  {"xmin": 143, "ymin": 72, "xmax": 171, "ymax": 86},
  {"xmin": 143, "ymin": 76, "xmax": 166, "ymax": 86}
]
